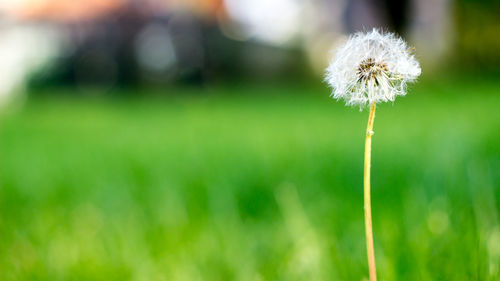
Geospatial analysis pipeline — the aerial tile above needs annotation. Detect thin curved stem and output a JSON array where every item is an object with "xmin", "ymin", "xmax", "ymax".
[{"xmin": 364, "ymin": 102, "xmax": 377, "ymax": 281}]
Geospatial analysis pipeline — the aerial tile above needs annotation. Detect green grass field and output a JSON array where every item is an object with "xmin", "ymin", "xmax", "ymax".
[{"xmin": 1, "ymin": 78, "xmax": 500, "ymax": 281}]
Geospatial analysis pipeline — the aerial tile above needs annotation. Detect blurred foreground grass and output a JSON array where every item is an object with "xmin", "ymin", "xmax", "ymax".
[{"xmin": 1, "ymin": 78, "xmax": 500, "ymax": 281}]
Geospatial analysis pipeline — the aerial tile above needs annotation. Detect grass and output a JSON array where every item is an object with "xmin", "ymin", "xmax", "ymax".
[{"xmin": 1, "ymin": 78, "xmax": 500, "ymax": 281}]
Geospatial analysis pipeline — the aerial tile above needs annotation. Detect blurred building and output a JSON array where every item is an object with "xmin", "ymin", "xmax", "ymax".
[{"xmin": 0, "ymin": 0, "xmax": 492, "ymax": 103}]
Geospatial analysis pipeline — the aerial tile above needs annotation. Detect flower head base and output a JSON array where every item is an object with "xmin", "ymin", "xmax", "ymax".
[{"xmin": 326, "ymin": 29, "xmax": 421, "ymax": 107}]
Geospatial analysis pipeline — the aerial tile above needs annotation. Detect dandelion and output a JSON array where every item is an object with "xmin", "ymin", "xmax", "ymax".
[
  {"xmin": 326, "ymin": 29, "xmax": 421, "ymax": 107},
  {"xmin": 325, "ymin": 29, "xmax": 421, "ymax": 281}
]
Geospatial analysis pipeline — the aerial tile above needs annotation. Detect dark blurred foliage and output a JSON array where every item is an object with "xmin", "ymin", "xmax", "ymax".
[
  {"xmin": 378, "ymin": 0, "xmax": 409, "ymax": 34},
  {"xmin": 384, "ymin": 0, "xmax": 409, "ymax": 34},
  {"xmin": 29, "ymin": 6, "xmax": 310, "ymax": 92},
  {"xmin": 455, "ymin": 0, "xmax": 500, "ymax": 72}
]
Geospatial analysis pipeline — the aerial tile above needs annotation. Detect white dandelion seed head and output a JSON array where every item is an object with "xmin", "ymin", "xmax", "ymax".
[{"xmin": 325, "ymin": 29, "xmax": 421, "ymax": 107}]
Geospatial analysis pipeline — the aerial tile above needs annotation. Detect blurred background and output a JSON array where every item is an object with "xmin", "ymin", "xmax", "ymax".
[{"xmin": 0, "ymin": 0, "xmax": 499, "ymax": 280}]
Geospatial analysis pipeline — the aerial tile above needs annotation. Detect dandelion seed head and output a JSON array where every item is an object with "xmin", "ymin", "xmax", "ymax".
[{"xmin": 325, "ymin": 29, "xmax": 421, "ymax": 107}]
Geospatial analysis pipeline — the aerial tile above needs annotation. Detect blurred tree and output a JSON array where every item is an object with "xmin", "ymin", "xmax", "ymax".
[{"xmin": 455, "ymin": 0, "xmax": 500, "ymax": 71}]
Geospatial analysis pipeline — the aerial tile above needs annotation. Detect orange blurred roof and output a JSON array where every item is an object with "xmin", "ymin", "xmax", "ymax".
[
  {"xmin": 2, "ymin": 0, "xmax": 226, "ymax": 22},
  {"xmin": 4, "ymin": 0, "xmax": 126, "ymax": 22}
]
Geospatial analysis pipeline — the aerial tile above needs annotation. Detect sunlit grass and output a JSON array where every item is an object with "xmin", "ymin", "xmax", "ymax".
[{"xmin": 1, "ymin": 78, "xmax": 500, "ymax": 280}]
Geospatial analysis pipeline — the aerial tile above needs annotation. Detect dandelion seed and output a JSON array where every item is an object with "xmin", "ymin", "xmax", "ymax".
[
  {"xmin": 325, "ymin": 29, "xmax": 421, "ymax": 107},
  {"xmin": 325, "ymin": 29, "xmax": 421, "ymax": 281}
]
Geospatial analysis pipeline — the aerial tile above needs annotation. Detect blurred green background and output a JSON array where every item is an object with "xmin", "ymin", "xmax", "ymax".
[
  {"xmin": 1, "ymin": 0, "xmax": 500, "ymax": 280},
  {"xmin": 2, "ymin": 78, "xmax": 500, "ymax": 280}
]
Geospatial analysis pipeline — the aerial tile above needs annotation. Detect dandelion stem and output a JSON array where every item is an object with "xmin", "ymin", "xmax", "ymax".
[{"xmin": 364, "ymin": 102, "xmax": 377, "ymax": 281}]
